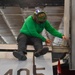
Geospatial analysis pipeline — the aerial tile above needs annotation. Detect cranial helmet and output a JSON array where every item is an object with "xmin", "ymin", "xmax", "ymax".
[{"xmin": 33, "ymin": 9, "xmax": 47, "ymax": 23}]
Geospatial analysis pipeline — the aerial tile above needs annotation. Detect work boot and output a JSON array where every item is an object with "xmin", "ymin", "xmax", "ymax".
[
  {"xmin": 13, "ymin": 51, "xmax": 27, "ymax": 61},
  {"xmin": 34, "ymin": 47, "xmax": 49, "ymax": 57}
]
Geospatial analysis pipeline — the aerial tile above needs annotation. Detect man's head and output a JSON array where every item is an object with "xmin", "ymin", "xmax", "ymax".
[{"xmin": 33, "ymin": 9, "xmax": 47, "ymax": 23}]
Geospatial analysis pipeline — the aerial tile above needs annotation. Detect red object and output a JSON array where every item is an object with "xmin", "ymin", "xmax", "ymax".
[{"xmin": 57, "ymin": 59, "xmax": 62, "ymax": 75}]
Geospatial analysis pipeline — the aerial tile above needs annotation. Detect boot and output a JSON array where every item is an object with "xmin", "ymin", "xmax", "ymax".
[
  {"xmin": 13, "ymin": 51, "xmax": 27, "ymax": 61},
  {"xmin": 34, "ymin": 47, "xmax": 49, "ymax": 57}
]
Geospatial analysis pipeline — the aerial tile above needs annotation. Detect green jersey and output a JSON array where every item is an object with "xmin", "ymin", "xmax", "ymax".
[{"xmin": 20, "ymin": 15, "xmax": 63, "ymax": 42}]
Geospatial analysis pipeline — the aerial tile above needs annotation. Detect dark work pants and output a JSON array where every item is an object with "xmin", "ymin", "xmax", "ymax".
[{"xmin": 17, "ymin": 33, "xmax": 43, "ymax": 54}]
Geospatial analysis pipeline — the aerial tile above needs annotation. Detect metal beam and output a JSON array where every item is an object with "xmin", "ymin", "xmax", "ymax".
[
  {"xmin": 0, "ymin": 14, "xmax": 16, "ymax": 43},
  {"xmin": 0, "ymin": 35, "xmax": 6, "ymax": 43},
  {"xmin": 70, "ymin": 0, "xmax": 75, "ymax": 70},
  {"xmin": 0, "ymin": 9, "xmax": 16, "ymax": 39}
]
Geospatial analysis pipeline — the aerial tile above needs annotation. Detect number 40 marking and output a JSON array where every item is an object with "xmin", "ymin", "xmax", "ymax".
[{"xmin": 4, "ymin": 69, "xmax": 30, "ymax": 75}]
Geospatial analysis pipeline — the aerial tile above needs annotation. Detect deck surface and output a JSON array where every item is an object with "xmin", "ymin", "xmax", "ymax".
[{"xmin": 0, "ymin": 52, "xmax": 53, "ymax": 75}]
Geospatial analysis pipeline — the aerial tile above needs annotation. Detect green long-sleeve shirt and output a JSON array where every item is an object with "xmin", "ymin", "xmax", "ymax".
[{"xmin": 20, "ymin": 15, "xmax": 63, "ymax": 42}]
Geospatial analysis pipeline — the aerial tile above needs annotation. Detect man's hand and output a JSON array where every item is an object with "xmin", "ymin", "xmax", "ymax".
[
  {"xmin": 62, "ymin": 35, "xmax": 68, "ymax": 40},
  {"xmin": 62, "ymin": 35, "xmax": 69, "ymax": 46},
  {"xmin": 45, "ymin": 39, "xmax": 51, "ymax": 45}
]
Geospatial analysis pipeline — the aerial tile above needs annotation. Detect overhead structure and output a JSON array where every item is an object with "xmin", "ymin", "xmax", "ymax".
[{"xmin": 0, "ymin": 0, "xmax": 64, "ymax": 8}]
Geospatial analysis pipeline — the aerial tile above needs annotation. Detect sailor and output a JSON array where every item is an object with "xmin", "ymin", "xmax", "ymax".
[{"xmin": 13, "ymin": 9, "xmax": 67, "ymax": 60}]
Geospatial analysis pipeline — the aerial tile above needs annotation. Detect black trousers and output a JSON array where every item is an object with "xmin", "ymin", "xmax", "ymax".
[{"xmin": 17, "ymin": 33, "xmax": 43, "ymax": 54}]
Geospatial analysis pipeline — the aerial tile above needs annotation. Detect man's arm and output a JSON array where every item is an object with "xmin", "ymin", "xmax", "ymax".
[{"xmin": 45, "ymin": 21, "xmax": 64, "ymax": 38}]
